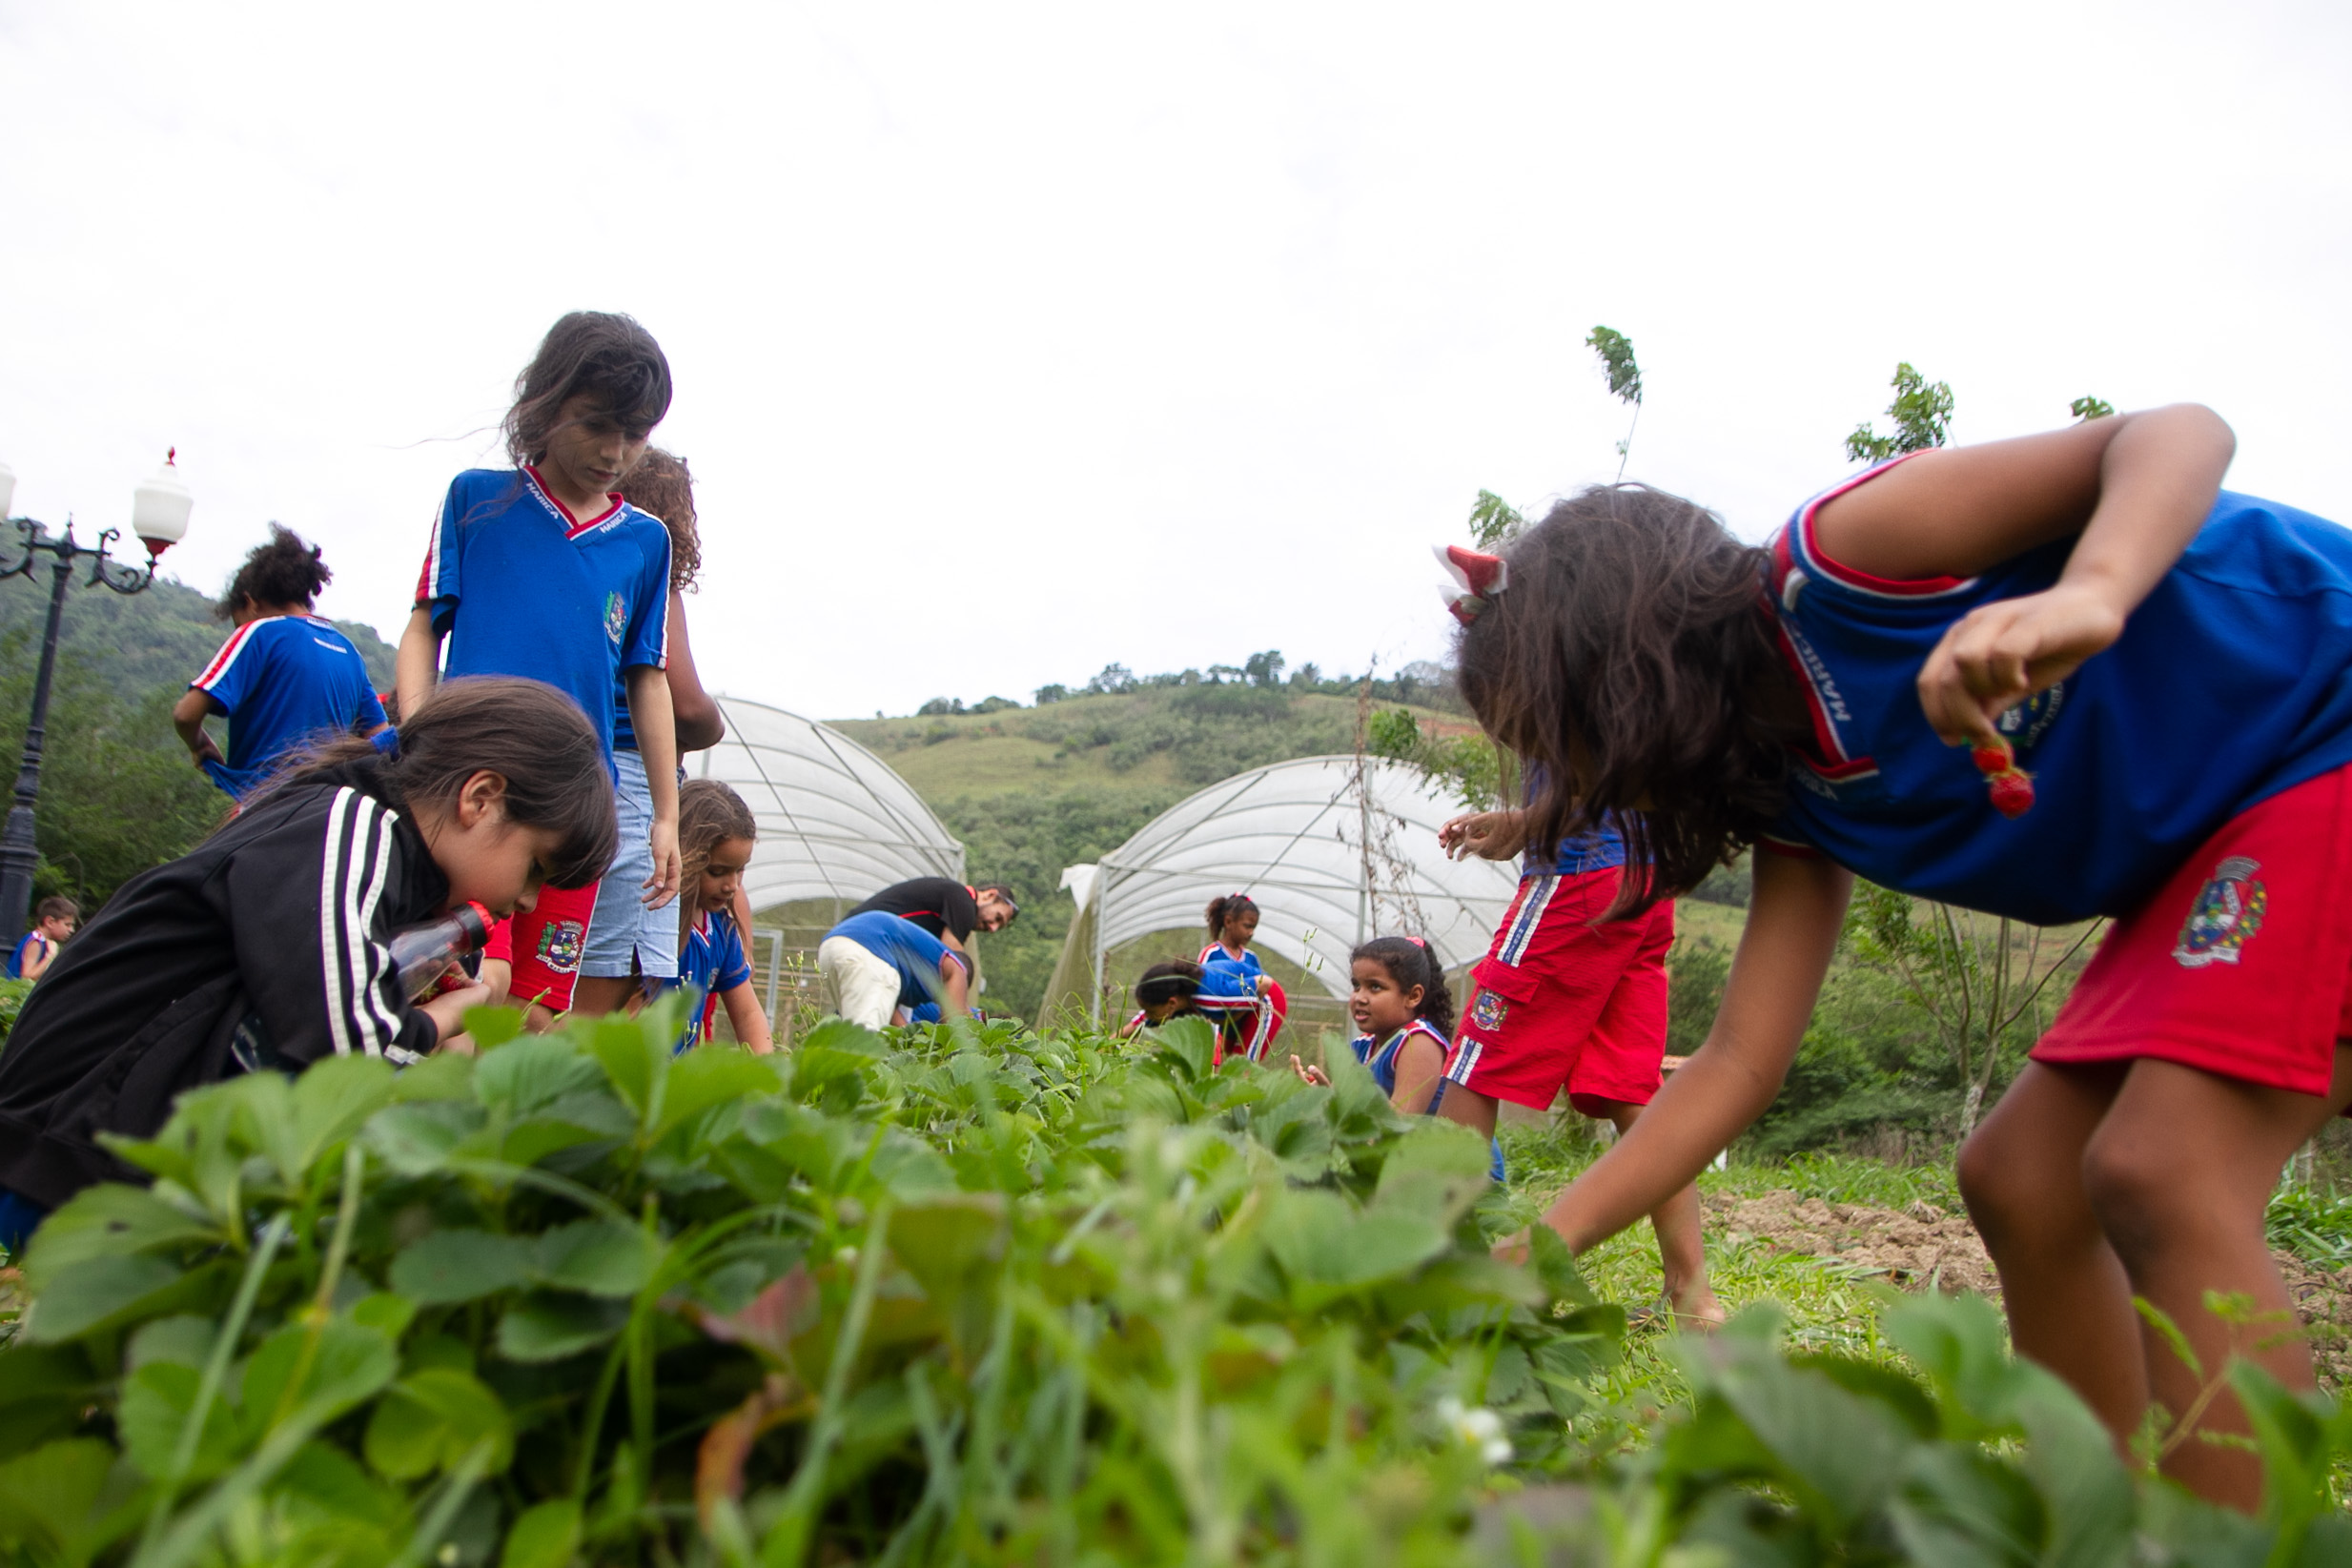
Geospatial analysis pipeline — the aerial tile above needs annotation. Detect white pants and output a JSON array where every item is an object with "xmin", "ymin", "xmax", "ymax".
[{"xmin": 817, "ymin": 936, "xmax": 903, "ymax": 1029}]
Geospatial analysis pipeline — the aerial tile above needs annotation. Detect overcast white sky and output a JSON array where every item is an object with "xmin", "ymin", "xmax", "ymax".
[{"xmin": 4, "ymin": 1, "xmax": 2347, "ymax": 719}]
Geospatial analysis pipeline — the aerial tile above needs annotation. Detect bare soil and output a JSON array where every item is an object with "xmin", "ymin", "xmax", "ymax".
[{"xmin": 1705, "ymin": 1190, "xmax": 2352, "ymax": 1390}]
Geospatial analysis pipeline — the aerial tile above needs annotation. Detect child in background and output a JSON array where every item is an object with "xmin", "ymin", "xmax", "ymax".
[
  {"xmin": 0, "ymin": 678, "xmax": 617, "ymax": 1243},
  {"xmin": 1453, "ymin": 404, "xmax": 2352, "ymax": 1507},
  {"xmin": 1435, "ymin": 803, "xmax": 1718, "ymax": 1326},
  {"xmin": 1116, "ymin": 959, "xmax": 1211, "ymax": 1038},
  {"xmin": 397, "ymin": 311, "xmax": 682, "ymax": 1026},
  {"xmin": 1196, "ymin": 893, "xmax": 1278, "ymax": 1061},
  {"xmin": 653, "ymin": 780, "xmax": 770, "ymax": 1053},
  {"xmin": 816, "ymin": 910, "xmax": 972, "ymax": 1028},
  {"xmin": 7, "ymin": 897, "xmax": 77, "ymax": 981},
  {"xmin": 1294, "ymin": 937, "xmax": 1503, "ymax": 1181},
  {"xmin": 175, "ymin": 525, "xmax": 388, "ymax": 800}
]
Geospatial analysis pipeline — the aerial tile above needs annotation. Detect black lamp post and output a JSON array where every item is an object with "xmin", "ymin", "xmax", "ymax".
[{"xmin": 0, "ymin": 452, "xmax": 194, "ymax": 947}]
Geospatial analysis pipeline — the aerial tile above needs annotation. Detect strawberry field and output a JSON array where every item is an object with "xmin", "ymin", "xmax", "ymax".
[{"xmin": 0, "ymin": 1007, "xmax": 2346, "ymax": 1565}]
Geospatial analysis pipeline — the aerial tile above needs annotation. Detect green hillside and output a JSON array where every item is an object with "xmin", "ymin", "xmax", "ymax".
[
  {"xmin": 0, "ymin": 570, "xmax": 397, "ymax": 696},
  {"xmin": 829, "ymin": 684, "xmax": 1465, "ymax": 1022}
]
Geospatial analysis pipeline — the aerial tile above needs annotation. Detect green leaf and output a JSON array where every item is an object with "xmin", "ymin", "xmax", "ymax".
[
  {"xmin": 1263, "ymin": 1190, "xmax": 1449, "ymax": 1309},
  {"xmin": 496, "ymin": 1292, "xmax": 629, "ymax": 1362},
  {"xmin": 588, "ymin": 1008, "xmax": 668, "ymax": 1121},
  {"xmin": 278, "ymin": 1440, "xmax": 403, "ymax": 1530},
  {"xmin": 362, "ymin": 1368, "xmax": 515, "ymax": 1479},
  {"xmin": 388, "ymin": 1229, "xmax": 535, "ymax": 1306},
  {"xmin": 124, "ymin": 1315, "xmax": 216, "ymax": 1372},
  {"xmin": 365, "ymin": 1099, "xmax": 488, "ymax": 1175},
  {"xmin": 283, "ymin": 1052, "xmax": 398, "ymax": 1181},
  {"xmin": 23, "ymin": 1253, "xmax": 193, "ymax": 1343},
  {"xmin": 655, "ymin": 1049, "xmax": 780, "ymax": 1140},
  {"xmin": 1370, "ymin": 1120, "xmax": 1493, "ymax": 1227},
  {"xmin": 117, "ymin": 1361, "xmax": 241, "ymax": 1482},
  {"xmin": 1147, "ymin": 1016, "xmax": 1217, "ymax": 1082},
  {"xmin": 460, "ymin": 1004, "xmax": 526, "ymax": 1053},
  {"xmin": 474, "ymin": 1034, "xmax": 604, "ymax": 1118},
  {"xmin": 500, "ymin": 1498, "xmax": 582, "ymax": 1568},
  {"xmin": 388, "ymin": 1049, "xmax": 476, "ymax": 1102},
  {"xmin": 19, "ymin": 1184, "xmax": 216, "ymax": 1293},
  {"xmin": 532, "ymin": 1220, "xmax": 659, "ymax": 1297},
  {"xmin": 1525, "ymin": 1226, "xmax": 1598, "ymax": 1311},
  {"xmin": 238, "ymin": 1316, "xmax": 399, "ymax": 1434},
  {"xmin": 0, "ymin": 1438, "xmax": 121, "ymax": 1561}
]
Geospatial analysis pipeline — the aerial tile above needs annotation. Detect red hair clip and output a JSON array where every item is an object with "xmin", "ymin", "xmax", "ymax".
[{"xmin": 1434, "ymin": 544, "xmax": 1509, "ymax": 626}]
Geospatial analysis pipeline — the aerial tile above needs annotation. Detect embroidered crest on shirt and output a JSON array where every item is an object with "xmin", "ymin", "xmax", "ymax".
[
  {"xmin": 2173, "ymin": 855, "xmax": 2266, "ymax": 968},
  {"xmin": 1470, "ymin": 989, "xmax": 1508, "ymax": 1033},
  {"xmin": 603, "ymin": 591, "xmax": 626, "ymax": 645},
  {"xmin": 537, "ymin": 919, "xmax": 587, "ymax": 974},
  {"xmin": 1994, "ymin": 682, "xmax": 2069, "ymax": 754}
]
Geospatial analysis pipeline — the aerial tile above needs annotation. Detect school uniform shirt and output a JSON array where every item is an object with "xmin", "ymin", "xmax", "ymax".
[
  {"xmin": 1531, "ymin": 819, "xmax": 1628, "ymax": 878},
  {"xmin": 190, "ymin": 615, "xmax": 387, "ymax": 799},
  {"xmin": 416, "ymin": 467, "xmax": 671, "ymax": 764},
  {"xmin": 0, "ymin": 764, "xmax": 445, "ymax": 1209},
  {"xmin": 1354, "ymin": 1022, "xmax": 1506, "ymax": 1180},
  {"xmin": 849, "ymin": 878, "xmax": 981, "ymax": 946},
  {"xmin": 824, "ymin": 910, "xmax": 966, "ymax": 1010},
  {"xmin": 659, "ymin": 907, "xmax": 754, "ymax": 1051},
  {"xmin": 1764, "ymin": 458, "xmax": 2352, "ymax": 925},
  {"xmin": 1192, "ymin": 953, "xmax": 1273, "ymax": 1060},
  {"xmin": 5, "ymin": 932, "xmax": 51, "ymax": 980}
]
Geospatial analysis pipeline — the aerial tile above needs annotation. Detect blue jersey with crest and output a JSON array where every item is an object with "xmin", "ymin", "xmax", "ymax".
[
  {"xmin": 417, "ymin": 468, "xmax": 670, "ymax": 768},
  {"xmin": 658, "ymin": 908, "xmax": 753, "ymax": 1052},
  {"xmin": 1355, "ymin": 1021, "xmax": 1505, "ymax": 1180},
  {"xmin": 1763, "ymin": 459, "xmax": 2352, "ymax": 925}
]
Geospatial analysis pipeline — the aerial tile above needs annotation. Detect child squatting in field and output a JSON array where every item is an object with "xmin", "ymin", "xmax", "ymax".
[
  {"xmin": 0, "ymin": 678, "xmax": 617, "ymax": 1250},
  {"xmin": 1449, "ymin": 404, "xmax": 2352, "ymax": 1509}
]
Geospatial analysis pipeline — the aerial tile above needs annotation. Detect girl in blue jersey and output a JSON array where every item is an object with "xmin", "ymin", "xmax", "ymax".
[
  {"xmin": 1197, "ymin": 892, "xmax": 1283, "ymax": 1061},
  {"xmin": 1293, "ymin": 936, "xmax": 1503, "ymax": 1180},
  {"xmin": 654, "ymin": 780, "xmax": 770, "ymax": 1053},
  {"xmin": 176, "ymin": 526, "xmax": 388, "ymax": 799},
  {"xmin": 1451, "ymin": 404, "xmax": 2350, "ymax": 1507}
]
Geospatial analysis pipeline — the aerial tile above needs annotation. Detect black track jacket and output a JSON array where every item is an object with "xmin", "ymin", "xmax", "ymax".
[{"xmin": 0, "ymin": 765, "xmax": 446, "ymax": 1208}]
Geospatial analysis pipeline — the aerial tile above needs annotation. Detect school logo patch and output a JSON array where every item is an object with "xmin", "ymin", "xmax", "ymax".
[
  {"xmin": 1470, "ymin": 989, "xmax": 1508, "ymax": 1034},
  {"xmin": 535, "ymin": 919, "xmax": 587, "ymax": 975},
  {"xmin": 1995, "ymin": 681, "xmax": 2069, "ymax": 755},
  {"xmin": 2173, "ymin": 855, "xmax": 2266, "ymax": 968},
  {"xmin": 603, "ymin": 591, "xmax": 626, "ymax": 645}
]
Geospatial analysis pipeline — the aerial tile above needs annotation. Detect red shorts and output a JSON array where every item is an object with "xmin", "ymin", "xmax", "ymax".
[
  {"xmin": 2034, "ymin": 763, "xmax": 2352, "ymax": 1099},
  {"xmin": 481, "ymin": 881, "xmax": 599, "ymax": 1015},
  {"xmin": 1445, "ymin": 867, "xmax": 1674, "ymax": 1114}
]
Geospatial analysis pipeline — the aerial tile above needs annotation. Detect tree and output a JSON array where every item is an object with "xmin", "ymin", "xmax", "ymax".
[
  {"xmin": 1242, "ymin": 650, "xmax": 1286, "ymax": 688},
  {"xmin": 1365, "ymin": 707, "xmax": 1503, "ymax": 810},
  {"xmin": 1033, "ymin": 683, "xmax": 1071, "ymax": 705},
  {"xmin": 1846, "ymin": 361, "xmax": 1954, "ymax": 463},
  {"xmin": 1084, "ymin": 664, "xmax": 1136, "ymax": 696},
  {"xmin": 1586, "ymin": 325, "xmax": 1645, "ymax": 481},
  {"xmin": 1466, "ymin": 490, "xmax": 1526, "ymax": 549}
]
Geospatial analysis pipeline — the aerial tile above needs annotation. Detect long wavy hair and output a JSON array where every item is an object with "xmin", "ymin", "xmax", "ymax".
[
  {"xmin": 677, "ymin": 780, "xmax": 757, "ymax": 946},
  {"xmin": 504, "ymin": 312, "xmax": 672, "ymax": 467},
  {"xmin": 1453, "ymin": 484, "xmax": 1804, "ymax": 915}
]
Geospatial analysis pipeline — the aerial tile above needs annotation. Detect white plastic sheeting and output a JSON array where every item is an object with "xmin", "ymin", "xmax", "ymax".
[
  {"xmin": 692, "ymin": 696, "xmax": 965, "ymax": 910},
  {"xmin": 1074, "ymin": 755, "xmax": 1524, "ymax": 1016}
]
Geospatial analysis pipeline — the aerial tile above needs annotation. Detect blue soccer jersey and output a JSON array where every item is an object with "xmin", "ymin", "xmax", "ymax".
[
  {"xmin": 660, "ymin": 907, "xmax": 754, "ymax": 1051},
  {"xmin": 417, "ymin": 468, "xmax": 670, "ymax": 763},
  {"xmin": 190, "ymin": 615, "xmax": 386, "ymax": 799},
  {"xmin": 1355, "ymin": 1022, "xmax": 1505, "ymax": 1180},
  {"xmin": 1763, "ymin": 459, "xmax": 2352, "ymax": 925},
  {"xmin": 826, "ymin": 910, "xmax": 966, "ymax": 1009}
]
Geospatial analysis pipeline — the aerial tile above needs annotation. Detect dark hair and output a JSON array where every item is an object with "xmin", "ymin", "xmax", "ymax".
[
  {"xmin": 1351, "ymin": 936, "xmax": 1454, "ymax": 1035},
  {"xmin": 262, "ymin": 678, "xmax": 619, "ymax": 889},
  {"xmin": 974, "ymin": 882, "xmax": 1019, "ymax": 920},
  {"xmin": 1454, "ymin": 484, "xmax": 1805, "ymax": 916},
  {"xmin": 504, "ymin": 312, "xmax": 672, "ymax": 467},
  {"xmin": 34, "ymin": 896, "xmax": 77, "ymax": 923},
  {"xmin": 1135, "ymin": 960, "xmax": 1204, "ymax": 1010},
  {"xmin": 678, "ymin": 780, "xmax": 757, "ymax": 943},
  {"xmin": 1205, "ymin": 892, "xmax": 1258, "ymax": 937},
  {"xmin": 219, "ymin": 524, "xmax": 330, "ymax": 619},
  {"xmin": 619, "ymin": 448, "xmax": 702, "ymax": 592}
]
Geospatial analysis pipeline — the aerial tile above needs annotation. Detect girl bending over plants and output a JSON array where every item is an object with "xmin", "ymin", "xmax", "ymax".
[
  {"xmin": 0, "ymin": 676, "xmax": 616, "ymax": 1252},
  {"xmin": 1451, "ymin": 404, "xmax": 2352, "ymax": 1508}
]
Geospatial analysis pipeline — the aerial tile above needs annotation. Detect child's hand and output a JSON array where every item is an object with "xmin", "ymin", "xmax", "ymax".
[
  {"xmin": 643, "ymin": 818, "xmax": 681, "ymax": 908},
  {"xmin": 1438, "ymin": 809, "xmax": 1528, "ymax": 862},
  {"xmin": 188, "ymin": 732, "xmax": 223, "ymax": 768},
  {"xmin": 1290, "ymin": 1053, "xmax": 1330, "ymax": 1087},
  {"xmin": 419, "ymin": 981, "xmax": 493, "ymax": 1042},
  {"xmin": 1915, "ymin": 581, "xmax": 2124, "ymax": 750}
]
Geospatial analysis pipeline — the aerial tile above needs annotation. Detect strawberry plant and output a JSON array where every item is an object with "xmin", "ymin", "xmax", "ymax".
[{"xmin": 0, "ymin": 1003, "xmax": 2342, "ymax": 1565}]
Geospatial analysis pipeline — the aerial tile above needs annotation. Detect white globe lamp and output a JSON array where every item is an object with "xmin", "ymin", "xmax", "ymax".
[{"xmin": 132, "ymin": 448, "xmax": 193, "ymax": 557}]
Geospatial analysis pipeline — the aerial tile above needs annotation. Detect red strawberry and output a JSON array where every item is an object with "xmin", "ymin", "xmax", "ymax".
[
  {"xmin": 1971, "ymin": 742, "xmax": 2014, "ymax": 776},
  {"xmin": 1988, "ymin": 769, "xmax": 2035, "ymax": 819}
]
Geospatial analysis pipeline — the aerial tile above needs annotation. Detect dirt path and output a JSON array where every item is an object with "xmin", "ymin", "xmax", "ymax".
[{"xmin": 1705, "ymin": 1190, "xmax": 2352, "ymax": 1389}]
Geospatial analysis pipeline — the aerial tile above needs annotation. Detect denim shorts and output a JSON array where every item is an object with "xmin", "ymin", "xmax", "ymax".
[{"xmin": 581, "ymin": 748, "xmax": 680, "ymax": 981}]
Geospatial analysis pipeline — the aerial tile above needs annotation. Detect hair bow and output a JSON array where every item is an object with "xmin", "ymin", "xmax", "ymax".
[{"xmin": 1434, "ymin": 544, "xmax": 1509, "ymax": 626}]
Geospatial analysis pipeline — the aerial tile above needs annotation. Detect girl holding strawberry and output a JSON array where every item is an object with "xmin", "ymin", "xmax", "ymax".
[{"xmin": 1444, "ymin": 405, "xmax": 2352, "ymax": 1508}]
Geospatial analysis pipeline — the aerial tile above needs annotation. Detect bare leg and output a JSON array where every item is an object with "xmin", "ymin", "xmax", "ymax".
[
  {"xmin": 1435, "ymin": 1080, "xmax": 1500, "ymax": 1138},
  {"xmin": 1958, "ymin": 1062, "xmax": 2148, "ymax": 1442},
  {"xmin": 1601, "ymin": 1098, "xmax": 1723, "ymax": 1328},
  {"xmin": 2077, "ymin": 1049, "xmax": 2352, "ymax": 1509},
  {"xmin": 571, "ymin": 975, "xmax": 642, "ymax": 1016}
]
